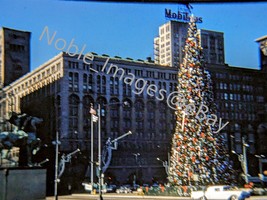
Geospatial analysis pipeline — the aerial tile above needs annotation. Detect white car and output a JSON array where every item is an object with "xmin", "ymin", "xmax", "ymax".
[
  {"xmin": 82, "ymin": 182, "xmax": 107, "ymax": 193},
  {"xmin": 191, "ymin": 185, "xmax": 251, "ymax": 200},
  {"xmin": 116, "ymin": 186, "xmax": 132, "ymax": 194}
]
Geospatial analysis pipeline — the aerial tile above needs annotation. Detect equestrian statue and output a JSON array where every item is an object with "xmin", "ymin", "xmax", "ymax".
[{"xmin": 0, "ymin": 112, "xmax": 43, "ymax": 166}]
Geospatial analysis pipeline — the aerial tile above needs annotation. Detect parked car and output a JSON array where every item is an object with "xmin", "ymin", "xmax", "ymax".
[
  {"xmin": 116, "ymin": 186, "xmax": 132, "ymax": 194},
  {"xmin": 191, "ymin": 185, "xmax": 251, "ymax": 200},
  {"xmin": 82, "ymin": 182, "xmax": 107, "ymax": 193},
  {"xmin": 251, "ymin": 187, "xmax": 267, "ymax": 195},
  {"xmin": 131, "ymin": 184, "xmax": 140, "ymax": 191},
  {"xmin": 106, "ymin": 184, "xmax": 117, "ymax": 193},
  {"xmin": 143, "ymin": 183, "xmax": 149, "ymax": 187}
]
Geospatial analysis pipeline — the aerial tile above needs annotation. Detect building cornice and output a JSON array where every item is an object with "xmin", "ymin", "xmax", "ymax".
[
  {"xmin": 255, "ymin": 35, "xmax": 267, "ymax": 42},
  {"xmin": 4, "ymin": 52, "xmax": 64, "ymax": 98}
]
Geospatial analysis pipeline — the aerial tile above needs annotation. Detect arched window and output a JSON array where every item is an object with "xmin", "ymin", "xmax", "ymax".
[
  {"xmin": 174, "ymin": 83, "xmax": 178, "ymax": 91},
  {"xmin": 89, "ymin": 74, "xmax": 93, "ymax": 90},
  {"xmin": 169, "ymin": 82, "xmax": 173, "ymax": 92},
  {"xmin": 69, "ymin": 94, "xmax": 79, "ymax": 138},
  {"xmin": 123, "ymin": 80, "xmax": 132, "ymax": 97},
  {"xmin": 163, "ymin": 82, "xmax": 166, "ymax": 90},
  {"xmin": 115, "ymin": 77, "xmax": 119, "ymax": 95},
  {"xmin": 83, "ymin": 74, "xmax": 87, "ymax": 92},
  {"xmin": 110, "ymin": 77, "xmax": 114, "ymax": 95},
  {"xmin": 102, "ymin": 76, "xmax": 106, "ymax": 94},
  {"xmin": 147, "ymin": 101, "xmax": 156, "ymax": 139},
  {"xmin": 159, "ymin": 102, "xmax": 167, "ymax": 138},
  {"xmin": 135, "ymin": 100, "xmax": 144, "ymax": 139},
  {"xmin": 83, "ymin": 95, "xmax": 94, "ymax": 138},
  {"xmin": 147, "ymin": 101, "xmax": 155, "ymax": 120},
  {"xmin": 96, "ymin": 97, "xmax": 107, "ymax": 137},
  {"xmin": 110, "ymin": 98, "xmax": 120, "ymax": 137},
  {"xmin": 69, "ymin": 72, "xmax": 79, "ymax": 92},
  {"xmin": 110, "ymin": 98, "xmax": 120, "ymax": 118},
  {"xmin": 97, "ymin": 75, "xmax": 101, "ymax": 93},
  {"xmin": 123, "ymin": 99, "xmax": 132, "ymax": 132},
  {"xmin": 69, "ymin": 94, "xmax": 79, "ymax": 116},
  {"xmin": 135, "ymin": 100, "xmax": 144, "ymax": 120}
]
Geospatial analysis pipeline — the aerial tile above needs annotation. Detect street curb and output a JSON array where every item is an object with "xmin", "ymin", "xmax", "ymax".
[{"xmin": 71, "ymin": 194, "xmax": 191, "ymax": 199}]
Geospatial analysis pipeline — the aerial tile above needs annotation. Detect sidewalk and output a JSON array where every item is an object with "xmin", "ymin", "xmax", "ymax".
[
  {"xmin": 46, "ymin": 193, "xmax": 267, "ymax": 200},
  {"xmin": 46, "ymin": 193, "xmax": 192, "ymax": 199}
]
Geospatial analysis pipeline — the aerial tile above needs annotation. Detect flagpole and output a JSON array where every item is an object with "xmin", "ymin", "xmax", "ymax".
[
  {"xmin": 90, "ymin": 104, "xmax": 94, "ymax": 194},
  {"xmin": 98, "ymin": 103, "xmax": 103, "ymax": 200}
]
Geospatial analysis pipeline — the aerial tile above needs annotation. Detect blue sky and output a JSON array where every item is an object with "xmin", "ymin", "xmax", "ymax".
[{"xmin": 0, "ymin": 0, "xmax": 267, "ymax": 70}]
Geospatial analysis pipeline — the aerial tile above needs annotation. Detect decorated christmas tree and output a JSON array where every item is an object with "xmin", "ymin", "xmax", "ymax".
[{"xmin": 167, "ymin": 17, "xmax": 234, "ymax": 186}]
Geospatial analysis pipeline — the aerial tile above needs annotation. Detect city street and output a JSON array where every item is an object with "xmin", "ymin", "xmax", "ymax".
[{"xmin": 46, "ymin": 193, "xmax": 267, "ymax": 200}]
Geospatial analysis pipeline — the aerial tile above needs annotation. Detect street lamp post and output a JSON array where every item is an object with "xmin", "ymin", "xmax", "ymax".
[
  {"xmin": 156, "ymin": 157, "xmax": 169, "ymax": 175},
  {"xmin": 52, "ymin": 131, "xmax": 61, "ymax": 200},
  {"xmin": 94, "ymin": 101, "xmax": 130, "ymax": 200},
  {"xmin": 133, "ymin": 153, "xmax": 140, "ymax": 187},
  {"xmin": 255, "ymin": 155, "xmax": 265, "ymax": 174},
  {"xmin": 232, "ymin": 136, "xmax": 250, "ymax": 184},
  {"xmin": 156, "ymin": 145, "xmax": 170, "ymax": 175}
]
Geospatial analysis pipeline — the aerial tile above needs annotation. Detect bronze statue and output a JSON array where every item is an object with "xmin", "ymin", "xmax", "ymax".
[{"xmin": 0, "ymin": 112, "xmax": 43, "ymax": 166}]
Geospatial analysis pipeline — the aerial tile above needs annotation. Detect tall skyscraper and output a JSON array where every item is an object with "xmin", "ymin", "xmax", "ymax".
[
  {"xmin": 154, "ymin": 20, "xmax": 225, "ymax": 68},
  {"xmin": 199, "ymin": 29, "xmax": 225, "ymax": 65},
  {"xmin": 0, "ymin": 27, "xmax": 31, "ymax": 87}
]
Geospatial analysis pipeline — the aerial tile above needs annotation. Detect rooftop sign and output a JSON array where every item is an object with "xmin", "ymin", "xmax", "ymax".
[{"xmin": 165, "ymin": 8, "xmax": 203, "ymax": 23}]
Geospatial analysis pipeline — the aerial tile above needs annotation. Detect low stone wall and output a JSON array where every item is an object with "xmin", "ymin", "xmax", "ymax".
[{"xmin": 0, "ymin": 167, "xmax": 46, "ymax": 200}]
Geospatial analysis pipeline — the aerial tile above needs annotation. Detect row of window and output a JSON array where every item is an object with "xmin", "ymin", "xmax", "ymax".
[
  {"xmin": 68, "ymin": 61, "xmax": 178, "ymax": 80},
  {"xmin": 12, "ymin": 63, "xmax": 61, "ymax": 94},
  {"xmin": 9, "ymin": 43, "xmax": 25, "ymax": 52},
  {"xmin": 160, "ymin": 41, "xmax": 171, "ymax": 49},
  {"xmin": 69, "ymin": 72, "xmax": 178, "ymax": 94},
  {"xmin": 160, "ymin": 24, "xmax": 170, "ymax": 35},
  {"xmin": 8, "ymin": 33, "xmax": 26, "ymax": 40},
  {"xmin": 217, "ymin": 82, "xmax": 259, "ymax": 93},
  {"xmin": 216, "ymin": 73, "xmax": 256, "ymax": 81},
  {"xmin": 216, "ymin": 92, "xmax": 262, "ymax": 102},
  {"xmin": 219, "ymin": 102, "xmax": 256, "ymax": 112},
  {"xmin": 219, "ymin": 112, "xmax": 256, "ymax": 121}
]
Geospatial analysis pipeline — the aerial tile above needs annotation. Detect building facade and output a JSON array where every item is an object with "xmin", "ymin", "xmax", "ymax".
[
  {"xmin": 0, "ymin": 27, "xmax": 31, "ymax": 87},
  {"xmin": 2, "ymin": 51, "xmax": 267, "ymax": 189},
  {"xmin": 0, "ymin": 52, "xmax": 180, "ymax": 192},
  {"xmin": 154, "ymin": 21, "xmax": 225, "ymax": 67}
]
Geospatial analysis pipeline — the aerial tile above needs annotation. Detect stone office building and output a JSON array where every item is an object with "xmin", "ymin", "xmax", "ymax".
[
  {"xmin": 0, "ymin": 27, "xmax": 31, "ymax": 87},
  {"xmin": 154, "ymin": 21, "xmax": 225, "ymax": 68},
  {"xmin": 1, "ymin": 51, "xmax": 180, "ymax": 189},
  {"xmin": 2, "ymin": 51, "xmax": 267, "ymax": 187},
  {"xmin": 0, "ymin": 27, "xmax": 31, "ymax": 132}
]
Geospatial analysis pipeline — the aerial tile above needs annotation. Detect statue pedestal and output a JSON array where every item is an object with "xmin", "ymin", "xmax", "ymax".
[{"xmin": 0, "ymin": 167, "xmax": 46, "ymax": 200}]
